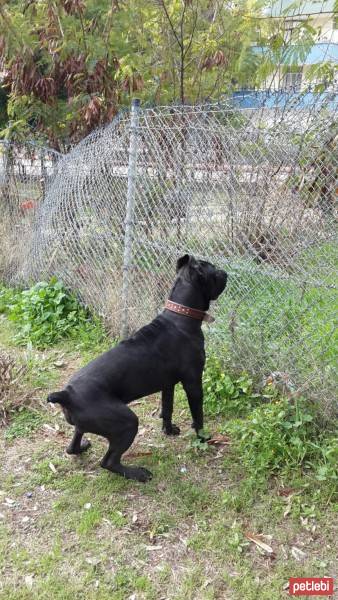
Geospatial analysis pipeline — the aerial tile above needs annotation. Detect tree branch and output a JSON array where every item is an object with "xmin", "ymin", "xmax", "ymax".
[{"xmin": 158, "ymin": 0, "xmax": 182, "ymax": 49}]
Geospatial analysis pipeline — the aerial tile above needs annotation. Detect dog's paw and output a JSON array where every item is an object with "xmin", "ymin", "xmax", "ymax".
[
  {"xmin": 66, "ymin": 438, "xmax": 92, "ymax": 455},
  {"xmin": 102, "ymin": 462, "xmax": 153, "ymax": 483},
  {"xmin": 196, "ymin": 429, "xmax": 211, "ymax": 443},
  {"xmin": 163, "ymin": 423, "xmax": 181, "ymax": 436},
  {"xmin": 123, "ymin": 466, "xmax": 153, "ymax": 483},
  {"xmin": 80, "ymin": 438, "xmax": 92, "ymax": 452}
]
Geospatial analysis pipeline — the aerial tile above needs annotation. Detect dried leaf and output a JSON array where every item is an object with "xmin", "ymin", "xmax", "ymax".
[
  {"xmin": 278, "ymin": 487, "xmax": 296, "ymax": 496},
  {"xmin": 53, "ymin": 361, "xmax": 66, "ymax": 368},
  {"xmin": 125, "ymin": 450, "xmax": 152, "ymax": 459},
  {"xmin": 24, "ymin": 575, "xmax": 34, "ymax": 588},
  {"xmin": 207, "ymin": 434, "xmax": 231, "ymax": 446},
  {"xmin": 283, "ymin": 505, "xmax": 292, "ymax": 518},
  {"xmin": 85, "ymin": 556, "xmax": 101, "ymax": 566},
  {"xmin": 291, "ymin": 546, "xmax": 306, "ymax": 561},
  {"xmin": 245, "ymin": 532, "xmax": 275, "ymax": 556}
]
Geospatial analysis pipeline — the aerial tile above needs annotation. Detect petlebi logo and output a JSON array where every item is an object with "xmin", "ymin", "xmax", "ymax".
[{"xmin": 289, "ymin": 577, "xmax": 334, "ymax": 596}]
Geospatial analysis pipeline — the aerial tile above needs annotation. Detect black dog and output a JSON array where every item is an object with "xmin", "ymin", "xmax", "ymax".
[{"xmin": 47, "ymin": 255, "xmax": 227, "ymax": 482}]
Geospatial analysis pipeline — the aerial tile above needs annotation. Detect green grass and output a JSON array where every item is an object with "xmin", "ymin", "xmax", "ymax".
[
  {"xmin": 212, "ymin": 242, "xmax": 338, "ymax": 393},
  {"xmin": 4, "ymin": 409, "xmax": 44, "ymax": 440},
  {"xmin": 0, "ymin": 415, "xmax": 337, "ymax": 599},
  {"xmin": 0, "ymin": 278, "xmax": 337, "ymax": 599}
]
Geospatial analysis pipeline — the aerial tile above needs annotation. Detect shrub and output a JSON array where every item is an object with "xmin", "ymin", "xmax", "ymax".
[
  {"xmin": 203, "ymin": 355, "xmax": 261, "ymax": 417},
  {"xmin": 2, "ymin": 278, "xmax": 104, "ymax": 349},
  {"xmin": 225, "ymin": 396, "xmax": 338, "ymax": 486},
  {"xmin": 0, "ymin": 285, "xmax": 19, "ymax": 313}
]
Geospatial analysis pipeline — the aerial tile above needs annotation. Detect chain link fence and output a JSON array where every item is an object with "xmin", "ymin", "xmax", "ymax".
[
  {"xmin": 0, "ymin": 97, "xmax": 337, "ymax": 414},
  {"xmin": 0, "ymin": 140, "xmax": 61, "ymax": 284}
]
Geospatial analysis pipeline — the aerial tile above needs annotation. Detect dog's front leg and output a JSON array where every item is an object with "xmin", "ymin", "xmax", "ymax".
[
  {"xmin": 161, "ymin": 386, "xmax": 180, "ymax": 435},
  {"xmin": 183, "ymin": 378, "xmax": 210, "ymax": 442}
]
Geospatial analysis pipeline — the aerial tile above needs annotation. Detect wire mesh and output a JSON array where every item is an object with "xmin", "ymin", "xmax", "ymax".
[
  {"xmin": 0, "ymin": 97, "xmax": 337, "ymax": 414},
  {"xmin": 0, "ymin": 140, "xmax": 61, "ymax": 285}
]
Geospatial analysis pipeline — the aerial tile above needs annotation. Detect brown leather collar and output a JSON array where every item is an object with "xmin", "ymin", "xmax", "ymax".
[{"xmin": 165, "ymin": 300, "xmax": 215, "ymax": 323}]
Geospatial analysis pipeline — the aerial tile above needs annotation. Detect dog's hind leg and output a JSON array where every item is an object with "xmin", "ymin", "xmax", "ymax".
[
  {"xmin": 66, "ymin": 427, "xmax": 91, "ymax": 455},
  {"xmin": 161, "ymin": 385, "xmax": 180, "ymax": 435},
  {"xmin": 99, "ymin": 403, "xmax": 152, "ymax": 483}
]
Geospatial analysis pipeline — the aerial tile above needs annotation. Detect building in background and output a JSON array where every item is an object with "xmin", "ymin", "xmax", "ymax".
[
  {"xmin": 268, "ymin": 0, "xmax": 337, "ymax": 91},
  {"xmin": 233, "ymin": 0, "xmax": 338, "ymax": 108}
]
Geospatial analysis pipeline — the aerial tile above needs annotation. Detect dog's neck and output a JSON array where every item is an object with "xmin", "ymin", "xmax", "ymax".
[{"xmin": 162, "ymin": 275, "xmax": 208, "ymax": 332}]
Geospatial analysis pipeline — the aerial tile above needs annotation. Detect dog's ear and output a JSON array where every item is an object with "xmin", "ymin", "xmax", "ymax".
[{"xmin": 176, "ymin": 254, "xmax": 190, "ymax": 272}]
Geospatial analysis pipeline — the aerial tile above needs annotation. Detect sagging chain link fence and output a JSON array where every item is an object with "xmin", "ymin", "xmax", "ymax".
[
  {"xmin": 0, "ymin": 97, "xmax": 337, "ymax": 413},
  {"xmin": 0, "ymin": 140, "xmax": 61, "ymax": 287}
]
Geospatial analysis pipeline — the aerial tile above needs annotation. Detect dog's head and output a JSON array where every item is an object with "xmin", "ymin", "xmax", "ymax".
[{"xmin": 176, "ymin": 254, "xmax": 227, "ymax": 304}]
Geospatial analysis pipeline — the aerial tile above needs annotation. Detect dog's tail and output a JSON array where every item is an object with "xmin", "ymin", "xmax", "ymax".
[{"xmin": 47, "ymin": 390, "xmax": 70, "ymax": 407}]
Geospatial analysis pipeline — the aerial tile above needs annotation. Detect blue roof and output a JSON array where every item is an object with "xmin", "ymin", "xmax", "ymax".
[
  {"xmin": 232, "ymin": 89, "xmax": 338, "ymax": 109},
  {"xmin": 302, "ymin": 42, "xmax": 338, "ymax": 64},
  {"xmin": 267, "ymin": 0, "xmax": 335, "ymax": 17},
  {"xmin": 252, "ymin": 42, "xmax": 338, "ymax": 65}
]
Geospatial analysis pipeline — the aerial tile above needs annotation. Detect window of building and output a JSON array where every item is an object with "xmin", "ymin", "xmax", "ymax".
[{"xmin": 282, "ymin": 67, "xmax": 303, "ymax": 91}]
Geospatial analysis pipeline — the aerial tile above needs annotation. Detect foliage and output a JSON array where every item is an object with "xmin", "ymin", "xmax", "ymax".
[
  {"xmin": 202, "ymin": 348, "xmax": 337, "ymax": 498},
  {"xmin": 203, "ymin": 356, "xmax": 261, "ymax": 417},
  {"xmin": 115, "ymin": 0, "xmax": 263, "ymax": 105},
  {"xmin": 0, "ymin": 0, "xmax": 121, "ymax": 148},
  {"xmin": 0, "ymin": 0, "xmax": 323, "ymax": 146},
  {"xmin": 224, "ymin": 396, "xmax": 338, "ymax": 485},
  {"xmin": 290, "ymin": 125, "xmax": 338, "ymax": 216},
  {"xmin": 1, "ymin": 278, "xmax": 104, "ymax": 348},
  {"xmin": 0, "ymin": 285, "xmax": 20, "ymax": 313},
  {"xmin": 215, "ymin": 241, "xmax": 338, "ymax": 417}
]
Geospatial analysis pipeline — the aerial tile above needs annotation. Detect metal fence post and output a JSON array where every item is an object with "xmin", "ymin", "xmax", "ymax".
[{"xmin": 121, "ymin": 98, "xmax": 140, "ymax": 339}]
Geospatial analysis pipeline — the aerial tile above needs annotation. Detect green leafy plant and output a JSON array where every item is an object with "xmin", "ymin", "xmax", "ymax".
[
  {"xmin": 0, "ymin": 285, "xmax": 19, "ymax": 314},
  {"xmin": 310, "ymin": 437, "xmax": 338, "ymax": 485},
  {"xmin": 4, "ymin": 278, "xmax": 103, "ymax": 349},
  {"xmin": 225, "ymin": 397, "xmax": 338, "ymax": 485},
  {"xmin": 203, "ymin": 356, "xmax": 261, "ymax": 417}
]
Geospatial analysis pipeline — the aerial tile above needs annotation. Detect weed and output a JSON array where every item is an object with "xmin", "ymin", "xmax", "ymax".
[
  {"xmin": 113, "ymin": 568, "xmax": 155, "ymax": 598},
  {"xmin": 2, "ymin": 279, "xmax": 106, "ymax": 349},
  {"xmin": 5, "ymin": 408, "xmax": 43, "ymax": 440},
  {"xmin": 77, "ymin": 507, "xmax": 102, "ymax": 535},
  {"xmin": 203, "ymin": 356, "xmax": 261, "ymax": 417},
  {"xmin": 107, "ymin": 510, "xmax": 127, "ymax": 527},
  {"xmin": 226, "ymin": 523, "xmax": 249, "ymax": 554},
  {"xmin": 224, "ymin": 396, "xmax": 338, "ymax": 499},
  {"xmin": 0, "ymin": 285, "xmax": 20, "ymax": 313}
]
